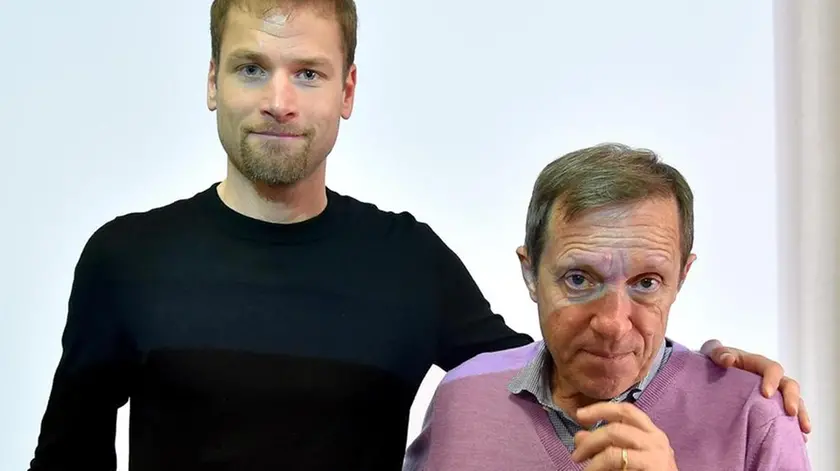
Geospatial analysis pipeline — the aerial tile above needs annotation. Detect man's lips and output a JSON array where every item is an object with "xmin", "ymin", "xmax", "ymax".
[
  {"xmin": 251, "ymin": 131, "xmax": 304, "ymax": 138},
  {"xmin": 582, "ymin": 349, "xmax": 633, "ymax": 359}
]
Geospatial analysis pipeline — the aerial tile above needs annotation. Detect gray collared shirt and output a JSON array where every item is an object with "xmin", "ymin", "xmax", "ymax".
[{"xmin": 508, "ymin": 340, "xmax": 672, "ymax": 451}]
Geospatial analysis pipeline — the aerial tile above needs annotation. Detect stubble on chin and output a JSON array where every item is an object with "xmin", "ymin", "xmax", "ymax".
[{"xmin": 232, "ymin": 134, "xmax": 313, "ymax": 186}]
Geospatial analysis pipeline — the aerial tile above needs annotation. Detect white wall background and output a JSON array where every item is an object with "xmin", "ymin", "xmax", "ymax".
[{"xmin": 2, "ymin": 0, "xmax": 802, "ymax": 470}]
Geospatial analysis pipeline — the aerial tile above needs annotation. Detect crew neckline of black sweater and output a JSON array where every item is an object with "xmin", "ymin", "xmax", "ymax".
[{"xmin": 195, "ymin": 182, "xmax": 347, "ymax": 244}]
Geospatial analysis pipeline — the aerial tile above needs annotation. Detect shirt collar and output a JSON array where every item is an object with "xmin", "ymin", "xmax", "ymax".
[{"xmin": 508, "ymin": 339, "xmax": 668, "ymax": 412}]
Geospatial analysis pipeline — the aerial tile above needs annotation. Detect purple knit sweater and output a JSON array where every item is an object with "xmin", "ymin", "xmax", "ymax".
[{"xmin": 404, "ymin": 341, "xmax": 810, "ymax": 471}]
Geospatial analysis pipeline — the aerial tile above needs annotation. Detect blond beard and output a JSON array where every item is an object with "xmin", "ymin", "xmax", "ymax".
[{"xmin": 233, "ymin": 135, "xmax": 314, "ymax": 186}]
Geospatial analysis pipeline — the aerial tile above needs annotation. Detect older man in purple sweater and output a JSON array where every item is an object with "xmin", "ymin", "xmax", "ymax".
[{"xmin": 403, "ymin": 143, "xmax": 811, "ymax": 471}]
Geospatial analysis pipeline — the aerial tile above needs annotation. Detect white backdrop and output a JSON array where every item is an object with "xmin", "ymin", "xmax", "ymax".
[{"xmin": 1, "ymin": 1, "xmax": 788, "ymax": 470}]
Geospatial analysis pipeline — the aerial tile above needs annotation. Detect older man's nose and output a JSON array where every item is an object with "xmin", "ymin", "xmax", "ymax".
[{"xmin": 590, "ymin": 289, "xmax": 634, "ymax": 339}]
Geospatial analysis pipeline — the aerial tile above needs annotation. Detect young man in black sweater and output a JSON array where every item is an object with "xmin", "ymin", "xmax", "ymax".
[{"xmin": 28, "ymin": 1, "xmax": 811, "ymax": 470}]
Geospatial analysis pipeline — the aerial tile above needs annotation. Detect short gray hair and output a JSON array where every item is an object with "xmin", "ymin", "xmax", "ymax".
[{"xmin": 524, "ymin": 143, "xmax": 694, "ymax": 276}]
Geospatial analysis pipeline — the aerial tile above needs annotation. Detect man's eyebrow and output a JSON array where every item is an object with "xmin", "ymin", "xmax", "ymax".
[
  {"xmin": 641, "ymin": 257, "xmax": 672, "ymax": 270},
  {"xmin": 227, "ymin": 49, "xmax": 268, "ymax": 63},
  {"xmin": 292, "ymin": 56, "xmax": 334, "ymax": 70},
  {"xmin": 226, "ymin": 49, "xmax": 334, "ymax": 70},
  {"xmin": 555, "ymin": 252, "xmax": 607, "ymax": 267},
  {"xmin": 553, "ymin": 252, "xmax": 673, "ymax": 275},
  {"xmin": 553, "ymin": 256, "xmax": 604, "ymax": 275}
]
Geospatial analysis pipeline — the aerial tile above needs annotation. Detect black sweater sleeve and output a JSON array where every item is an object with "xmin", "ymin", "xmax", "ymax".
[
  {"xmin": 422, "ymin": 225, "xmax": 533, "ymax": 371},
  {"xmin": 29, "ymin": 225, "xmax": 133, "ymax": 471}
]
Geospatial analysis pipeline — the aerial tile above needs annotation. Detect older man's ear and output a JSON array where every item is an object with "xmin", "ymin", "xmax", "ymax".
[
  {"xmin": 677, "ymin": 253, "xmax": 698, "ymax": 290},
  {"xmin": 516, "ymin": 246, "xmax": 539, "ymax": 303}
]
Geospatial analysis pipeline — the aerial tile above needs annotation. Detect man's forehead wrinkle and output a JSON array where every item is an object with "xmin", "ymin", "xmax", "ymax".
[
  {"xmin": 553, "ymin": 232, "xmax": 677, "ymax": 252},
  {"xmin": 568, "ymin": 219, "xmax": 679, "ymax": 236},
  {"xmin": 554, "ymin": 245, "xmax": 675, "ymax": 269},
  {"xmin": 551, "ymin": 219, "xmax": 679, "ymax": 249},
  {"xmin": 590, "ymin": 233, "xmax": 677, "ymax": 251}
]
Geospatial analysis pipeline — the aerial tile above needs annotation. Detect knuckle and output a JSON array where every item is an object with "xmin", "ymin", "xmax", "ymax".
[
  {"xmin": 608, "ymin": 423, "xmax": 629, "ymax": 441},
  {"xmin": 602, "ymin": 425, "xmax": 620, "ymax": 442}
]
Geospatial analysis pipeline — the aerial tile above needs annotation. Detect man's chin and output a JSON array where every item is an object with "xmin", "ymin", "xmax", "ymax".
[
  {"xmin": 572, "ymin": 372, "xmax": 640, "ymax": 401},
  {"xmin": 250, "ymin": 168, "xmax": 308, "ymax": 187},
  {"xmin": 580, "ymin": 384, "xmax": 632, "ymax": 401},
  {"xmin": 230, "ymin": 160, "xmax": 306, "ymax": 188}
]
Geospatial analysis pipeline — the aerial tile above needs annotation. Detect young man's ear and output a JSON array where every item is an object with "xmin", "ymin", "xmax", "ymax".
[
  {"xmin": 340, "ymin": 63, "xmax": 357, "ymax": 120},
  {"xmin": 207, "ymin": 59, "xmax": 218, "ymax": 111},
  {"xmin": 516, "ymin": 246, "xmax": 538, "ymax": 303}
]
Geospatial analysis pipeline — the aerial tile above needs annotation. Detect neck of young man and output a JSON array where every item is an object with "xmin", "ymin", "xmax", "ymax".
[{"xmin": 217, "ymin": 160, "xmax": 328, "ymax": 224}]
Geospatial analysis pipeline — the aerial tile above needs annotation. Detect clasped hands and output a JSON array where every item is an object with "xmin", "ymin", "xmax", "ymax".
[
  {"xmin": 571, "ymin": 402, "xmax": 677, "ymax": 471},
  {"xmin": 568, "ymin": 339, "xmax": 813, "ymax": 470}
]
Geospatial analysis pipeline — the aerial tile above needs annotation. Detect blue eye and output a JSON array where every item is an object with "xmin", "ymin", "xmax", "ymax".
[
  {"xmin": 238, "ymin": 64, "xmax": 267, "ymax": 80},
  {"xmin": 634, "ymin": 277, "xmax": 661, "ymax": 292},
  {"xmin": 564, "ymin": 272, "xmax": 595, "ymax": 291},
  {"xmin": 294, "ymin": 69, "xmax": 320, "ymax": 82}
]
